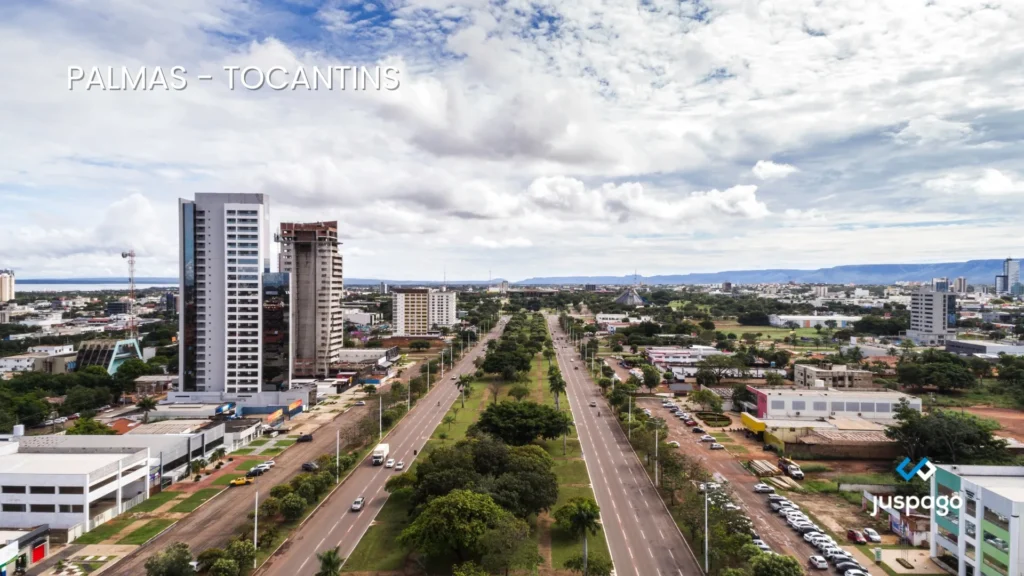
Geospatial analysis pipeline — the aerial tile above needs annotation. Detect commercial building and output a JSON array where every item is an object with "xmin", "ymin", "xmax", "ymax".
[
  {"xmin": 745, "ymin": 386, "xmax": 921, "ymax": 420},
  {"xmin": 343, "ymin": 309, "xmax": 382, "ymax": 326},
  {"xmin": 28, "ymin": 345, "xmax": 74, "ymax": 356},
  {"xmin": 0, "ymin": 525, "xmax": 51, "ymax": 574},
  {"xmin": 768, "ymin": 314, "xmax": 862, "ymax": 328},
  {"xmin": 74, "ymin": 339, "xmax": 142, "ymax": 376},
  {"xmin": 946, "ymin": 340, "xmax": 1024, "ymax": 358},
  {"xmin": 646, "ymin": 345, "xmax": 724, "ymax": 366},
  {"xmin": 0, "ymin": 440, "xmax": 150, "ymax": 541},
  {"xmin": 954, "ymin": 277, "xmax": 969, "ymax": 294},
  {"xmin": 793, "ymin": 363, "xmax": 873, "ymax": 388},
  {"xmin": 278, "ymin": 221, "xmax": 344, "ymax": 378},
  {"xmin": 1003, "ymin": 259, "xmax": 1020, "ymax": 293},
  {"xmin": 0, "ymin": 270, "xmax": 14, "ymax": 303},
  {"xmin": 0, "ymin": 354, "xmax": 49, "ymax": 374},
  {"xmin": 907, "ymin": 286, "xmax": 958, "ymax": 346},
  {"xmin": 393, "ymin": 288, "xmax": 458, "ymax": 336},
  {"xmin": 105, "ymin": 301, "xmax": 130, "ymax": 316},
  {"xmin": 930, "ymin": 464, "xmax": 1024, "ymax": 576},
  {"xmin": 933, "ymin": 277, "xmax": 951, "ymax": 292}
]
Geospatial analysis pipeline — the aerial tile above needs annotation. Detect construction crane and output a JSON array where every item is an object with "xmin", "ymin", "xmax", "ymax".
[{"xmin": 121, "ymin": 250, "xmax": 137, "ymax": 341}]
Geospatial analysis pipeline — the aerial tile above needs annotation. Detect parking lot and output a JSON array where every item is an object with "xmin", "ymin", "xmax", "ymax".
[{"xmin": 641, "ymin": 397, "xmax": 880, "ymax": 574}]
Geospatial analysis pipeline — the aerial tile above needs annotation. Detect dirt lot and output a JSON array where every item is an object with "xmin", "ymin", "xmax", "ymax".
[{"xmin": 964, "ymin": 407, "xmax": 1024, "ymax": 442}]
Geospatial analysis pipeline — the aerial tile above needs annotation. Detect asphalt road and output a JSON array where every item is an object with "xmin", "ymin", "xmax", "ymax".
[
  {"xmin": 258, "ymin": 319, "xmax": 506, "ymax": 576},
  {"xmin": 550, "ymin": 317, "xmax": 702, "ymax": 576}
]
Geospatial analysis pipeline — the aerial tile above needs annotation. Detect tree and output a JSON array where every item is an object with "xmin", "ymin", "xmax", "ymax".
[
  {"xmin": 543, "ymin": 347, "xmax": 555, "ymax": 368},
  {"xmin": 751, "ymin": 551, "xmax": 804, "ymax": 576},
  {"xmin": 227, "ymin": 537, "xmax": 256, "ymax": 570},
  {"xmin": 65, "ymin": 417, "xmax": 115, "ymax": 435},
  {"xmin": 115, "ymin": 358, "xmax": 155, "ymax": 395},
  {"xmin": 479, "ymin": 516, "xmax": 541, "ymax": 575},
  {"xmin": 136, "ymin": 395, "xmax": 158, "ymax": 423},
  {"xmin": 443, "ymin": 414, "xmax": 456, "ymax": 430},
  {"xmin": 452, "ymin": 562, "xmax": 489, "ymax": 576},
  {"xmin": 410, "ymin": 340, "xmax": 432, "ymax": 351},
  {"xmin": 690, "ymin": 389, "xmax": 723, "ymax": 412},
  {"xmin": 507, "ymin": 385, "xmax": 531, "ymax": 402},
  {"xmin": 548, "ymin": 372, "xmax": 567, "ymax": 410},
  {"xmin": 196, "ymin": 548, "xmax": 226, "ymax": 572},
  {"xmin": 885, "ymin": 399, "xmax": 1011, "ymax": 464},
  {"xmin": 731, "ymin": 383, "xmax": 755, "ymax": 406},
  {"xmin": 764, "ymin": 372, "xmax": 784, "ymax": 387},
  {"xmin": 209, "ymin": 558, "xmax": 239, "ymax": 576},
  {"xmin": 397, "ymin": 489, "xmax": 511, "ymax": 562},
  {"xmin": 315, "ymin": 546, "xmax": 343, "ymax": 576},
  {"xmin": 641, "ymin": 365, "xmax": 661, "ymax": 393},
  {"xmin": 476, "ymin": 401, "xmax": 573, "ymax": 446},
  {"xmin": 564, "ymin": 552, "xmax": 613, "ymax": 576},
  {"xmin": 144, "ymin": 542, "xmax": 194, "ymax": 576},
  {"xmin": 280, "ymin": 493, "xmax": 307, "ymax": 521},
  {"xmin": 554, "ymin": 497, "xmax": 601, "ymax": 576},
  {"xmin": 456, "ymin": 375, "xmax": 473, "ymax": 408}
]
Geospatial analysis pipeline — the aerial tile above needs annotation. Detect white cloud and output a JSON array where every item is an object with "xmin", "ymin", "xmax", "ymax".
[
  {"xmin": 470, "ymin": 236, "xmax": 533, "ymax": 249},
  {"xmin": 925, "ymin": 169, "xmax": 1024, "ymax": 196},
  {"xmin": 751, "ymin": 161, "xmax": 799, "ymax": 181},
  {"xmin": 893, "ymin": 115, "xmax": 973, "ymax": 145}
]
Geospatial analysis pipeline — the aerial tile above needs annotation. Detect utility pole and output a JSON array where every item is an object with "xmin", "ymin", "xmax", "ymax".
[
  {"xmin": 253, "ymin": 491, "xmax": 259, "ymax": 570},
  {"xmin": 378, "ymin": 395, "xmax": 382, "ymax": 440},
  {"xmin": 704, "ymin": 488, "xmax": 709, "ymax": 574},
  {"xmin": 628, "ymin": 396, "xmax": 632, "ymax": 441},
  {"xmin": 655, "ymin": 429, "xmax": 659, "ymax": 487},
  {"xmin": 335, "ymin": 429, "xmax": 340, "ymax": 482}
]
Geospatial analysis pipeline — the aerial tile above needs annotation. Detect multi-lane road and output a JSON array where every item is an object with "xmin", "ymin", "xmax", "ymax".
[
  {"xmin": 258, "ymin": 318, "xmax": 505, "ymax": 576},
  {"xmin": 550, "ymin": 316, "xmax": 702, "ymax": 576}
]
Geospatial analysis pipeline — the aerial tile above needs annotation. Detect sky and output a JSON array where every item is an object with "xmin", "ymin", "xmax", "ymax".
[{"xmin": 1, "ymin": 0, "xmax": 1022, "ymax": 282}]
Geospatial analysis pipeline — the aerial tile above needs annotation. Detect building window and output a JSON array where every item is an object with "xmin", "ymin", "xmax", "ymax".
[
  {"xmin": 30, "ymin": 504, "xmax": 56, "ymax": 513},
  {"xmin": 983, "ymin": 553, "xmax": 1008, "ymax": 576},
  {"xmin": 1, "ymin": 503, "xmax": 26, "ymax": 512},
  {"xmin": 860, "ymin": 402, "xmax": 875, "ymax": 412},
  {"xmin": 846, "ymin": 402, "xmax": 860, "ymax": 412},
  {"xmin": 965, "ymin": 542, "xmax": 975, "ymax": 560},
  {"xmin": 59, "ymin": 486, "xmax": 85, "ymax": 494},
  {"xmin": 983, "ymin": 531, "xmax": 1009, "ymax": 553},
  {"xmin": 29, "ymin": 486, "xmax": 56, "ymax": 494},
  {"xmin": 770, "ymin": 400, "xmax": 785, "ymax": 410},
  {"xmin": 831, "ymin": 402, "xmax": 844, "ymax": 412},
  {"xmin": 792, "ymin": 401, "xmax": 806, "ymax": 411},
  {"xmin": 983, "ymin": 506, "xmax": 1010, "ymax": 531},
  {"xmin": 812, "ymin": 401, "xmax": 827, "ymax": 411},
  {"xmin": 2, "ymin": 485, "xmax": 26, "ymax": 493},
  {"xmin": 876, "ymin": 402, "xmax": 890, "ymax": 412}
]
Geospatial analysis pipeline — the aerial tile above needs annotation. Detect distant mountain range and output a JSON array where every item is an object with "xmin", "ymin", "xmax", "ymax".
[
  {"xmin": 17, "ymin": 259, "xmax": 1010, "ymax": 287},
  {"xmin": 516, "ymin": 259, "xmax": 1008, "ymax": 286}
]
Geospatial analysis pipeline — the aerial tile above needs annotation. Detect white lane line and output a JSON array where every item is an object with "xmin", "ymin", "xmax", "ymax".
[
  {"xmin": 331, "ymin": 520, "xmax": 339, "ymax": 533},
  {"xmin": 658, "ymin": 528, "xmax": 665, "ymax": 539},
  {"xmin": 317, "ymin": 537, "xmax": 325, "ymax": 549},
  {"xmin": 298, "ymin": 557, "xmax": 309, "ymax": 571}
]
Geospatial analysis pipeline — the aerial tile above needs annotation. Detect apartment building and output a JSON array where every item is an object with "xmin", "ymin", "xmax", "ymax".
[
  {"xmin": 278, "ymin": 221, "xmax": 344, "ymax": 378},
  {"xmin": 793, "ymin": 363, "xmax": 873, "ymax": 388},
  {"xmin": 907, "ymin": 286, "xmax": 958, "ymax": 346},
  {"xmin": 930, "ymin": 464, "xmax": 1024, "ymax": 576},
  {"xmin": 954, "ymin": 277, "xmax": 969, "ymax": 294},
  {"xmin": 0, "ymin": 270, "xmax": 14, "ymax": 303},
  {"xmin": 178, "ymin": 194, "xmax": 270, "ymax": 395},
  {"xmin": 393, "ymin": 288, "xmax": 458, "ymax": 336}
]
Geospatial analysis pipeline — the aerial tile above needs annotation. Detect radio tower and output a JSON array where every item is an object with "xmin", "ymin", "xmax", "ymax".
[{"xmin": 121, "ymin": 250, "xmax": 137, "ymax": 341}]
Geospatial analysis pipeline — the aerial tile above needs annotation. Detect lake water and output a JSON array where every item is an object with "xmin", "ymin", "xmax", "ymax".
[{"xmin": 17, "ymin": 283, "xmax": 178, "ymax": 292}]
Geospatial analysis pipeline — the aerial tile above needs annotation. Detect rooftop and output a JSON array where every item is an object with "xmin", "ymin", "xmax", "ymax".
[
  {"xmin": 0, "ymin": 452, "xmax": 125, "ymax": 475},
  {"xmin": 798, "ymin": 430, "xmax": 893, "ymax": 445},
  {"xmin": 125, "ymin": 419, "xmax": 216, "ymax": 435},
  {"xmin": 750, "ymin": 387, "xmax": 917, "ymax": 400}
]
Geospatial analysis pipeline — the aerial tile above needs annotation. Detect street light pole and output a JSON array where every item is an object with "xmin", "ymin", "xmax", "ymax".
[
  {"xmin": 628, "ymin": 396, "xmax": 632, "ymax": 441},
  {"xmin": 378, "ymin": 395, "xmax": 382, "ymax": 441},
  {"xmin": 254, "ymin": 491, "xmax": 259, "ymax": 570},
  {"xmin": 655, "ymin": 429, "xmax": 659, "ymax": 487},
  {"xmin": 704, "ymin": 488, "xmax": 709, "ymax": 574},
  {"xmin": 336, "ymin": 429, "xmax": 340, "ymax": 482}
]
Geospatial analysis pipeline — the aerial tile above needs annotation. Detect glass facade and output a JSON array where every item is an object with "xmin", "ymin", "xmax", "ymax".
[
  {"xmin": 262, "ymin": 272, "xmax": 291, "ymax": 391},
  {"xmin": 181, "ymin": 202, "xmax": 198, "ymax": 392}
]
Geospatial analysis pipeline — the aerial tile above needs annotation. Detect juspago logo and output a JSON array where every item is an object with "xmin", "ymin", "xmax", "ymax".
[{"xmin": 896, "ymin": 457, "xmax": 935, "ymax": 481}]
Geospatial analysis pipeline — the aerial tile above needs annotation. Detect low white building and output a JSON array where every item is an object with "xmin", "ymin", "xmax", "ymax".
[
  {"xmin": 0, "ymin": 442, "xmax": 150, "ymax": 541},
  {"xmin": 0, "ymin": 354, "xmax": 49, "ymax": 373},
  {"xmin": 769, "ymin": 314, "xmax": 862, "ymax": 328},
  {"xmin": 747, "ymin": 386, "xmax": 921, "ymax": 420},
  {"xmin": 27, "ymin": 345, "xmax": 74, "ymax": 356}
]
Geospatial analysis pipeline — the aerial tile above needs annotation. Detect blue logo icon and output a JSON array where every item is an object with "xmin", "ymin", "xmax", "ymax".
[{"xmin": 896, "ymin": 457, "xmax": 935, "ymax": 481}]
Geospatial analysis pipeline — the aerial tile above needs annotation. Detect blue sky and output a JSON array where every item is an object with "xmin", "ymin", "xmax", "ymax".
[{"xmin": 1, "ymin": 0, "xmax": 1022, "ymax": 281}]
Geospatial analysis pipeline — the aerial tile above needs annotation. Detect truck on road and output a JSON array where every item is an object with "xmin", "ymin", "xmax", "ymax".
[
  {"xmin": 372, "ymin": 443, "xmax": 390, "ymax": 466},
  {"xmin": 777, "ymin": 457, "xmax": 804, "ymax": 480}
]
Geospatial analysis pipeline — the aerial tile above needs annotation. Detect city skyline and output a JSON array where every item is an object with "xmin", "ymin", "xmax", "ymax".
[{"xmin": 2, "ymin": 2, "xmax": 1023, "ymax": 280}]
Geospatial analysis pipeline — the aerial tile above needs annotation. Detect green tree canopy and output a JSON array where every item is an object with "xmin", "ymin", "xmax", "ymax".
[
  {"xmin": 397, "ymin": 489, "xmax": 511, "ymax": 562},
  {"xmin": 475, "ymin": 401, "xmax": 573, "ymax": 446}
]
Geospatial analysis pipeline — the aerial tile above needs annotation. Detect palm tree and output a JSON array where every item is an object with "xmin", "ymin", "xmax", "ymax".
[
  {"xmin": 543, "ymin": 347, "xmax": 555, "ymax": 368},
  {"xmin": 558, "ymin": 413, "xmax": 573, "ymax": 456},
  {"xmin": 548, "ymin": 373, "xmax": 567, "ymax": 411},
  {"xmin": 456, "ymin": 375, "xmax": 472, "ymax": 408},
  {"xmin": 442, "ymin": 415, "xmax": 455, "ymax": 431},
  {"xmin": 315, "ymin": 546, "xmax": 343, "ymax": 576},
  {"xmin": 554, "ymin": 497, "xmax": 601, "ymax": 576},
  {"xmin": 190, "ymin": 460, "xmax": 204, "ymax": 476},
  {"xmin": 211, "ymin": 448, "xmax": 227, "ymax": 463},
  {"xmin": 136, "ymin": 396, "xmax": 158, "ymax": 423}
]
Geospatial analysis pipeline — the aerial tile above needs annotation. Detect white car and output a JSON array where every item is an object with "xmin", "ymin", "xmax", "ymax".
[
  {"xmin": 385, "ymin": 458, "xmax": 395, "ymax": 468},
  {"xmin": 809, "ymin": 556, "xmax": 828, "ymax": 570},
  {"xmin": 253, "ymin": 463, "xmax": 271, "ymax": 473},
  {"xmin": 752, "ymin": 483, "xmax": 774, "ymax": 493},
  {"xmin": 262, "ymin": 460, "xmax": 276, "ymax": 468},
  {"xmin": 395, "ymin": 461, "xmax": 405, "ymax": 471},
  {"xmin": 804, "ymin": 532, "xmax": 824, "ymax": 543},
  {"xmin": 862, "ymin": 527, "xmax": 882, "ymax": 543},
  {"xmin": 700, "ymin": 435, "xmax": 715, "ymax": 442},
  {"xmin": 844, "ymin": 570, "xmax": 870, "ymax": 576},
  {"xmin": 710, "ymin": 443, "xmax": 725, "ymax": 450},
  {"xmin": 667, "ymin": 440, "xmax": 680, "ymax": 447}
]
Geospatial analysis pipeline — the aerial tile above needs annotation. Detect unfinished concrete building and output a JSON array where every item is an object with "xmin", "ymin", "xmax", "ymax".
[{"xmin": 278, "ymin": 221, "xmax": 344, "ymax": 378}]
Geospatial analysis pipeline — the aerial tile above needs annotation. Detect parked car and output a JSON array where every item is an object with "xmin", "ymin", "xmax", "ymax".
[
  {"xmin": 809, "ymin": 556, "xmax": 829, "ymax": 570},
  {"xmin": 710, "ymin": 443, "xmax": 725, "ymax": 450},
  {"xmin": 301, "ymin": 462, "xmax": 319, "ymax": 472},
  {"xmin": 752, "ymin": 483, "xmax": 774, "ymax": 493},
  {"xmin": 836, "ymin": 561, "xmax": 864, "ymax": 573},
  {"xmin": 753, "ymin": 540, "xmax": 771, "ymax": 552},
  {"xmin": 862, "ymin": 528, "xmax": 881, "ymax": 543},
  {"xmin": 230, "ymin": 477, "xmax": 254, "ymax": 486},
  {"xmin": 767, "ymin": 494, "xmax": 787, "ymax": 503},
  {"xmin": 830, "ymin": 555, "xmax": 855, "ymax": 567},
  {"xmin": 847, "ymin": 530, "xmax": 867, "ymax": 544},
  {"xmin": 804, "ymin": 532, "xmax": 824, "ymax": 543},
  {"xmin": 246, "ymin": 468, "xmax": 265, "ymax": 478},
  {"xmin": 843, "ymin": 570, "xmax": 870, "ymax": 576},
  {"xmin": 297, "ymin": 434, "xmax": 314, "ymax": 442},
  {"xmin": 351, "ymin": 497, "xmax": 365, "ymax": 512},
  {"xmin": 354, "ymin": 401, "xmax": 366, "ymax": 406},
  {"xmin": 700, "ymin": 435, "xmax": 715, "ymax": 442},
  {"xmin": 684, "ymin": 420, "xmax": 698, "ymax": 426},
  {"xmin": 262, "ymin": 460, "xmax": 276, "ymax": 468},
  {"xmin": 253, "ymin": 463, "xmax": 271, "ymax": 473},
  {"xmin": 667, "ymin": 441, "xmax": 680, "ymax": 447},
  {"xmin": 762, "ymin": 444, "xmax": 775, "ymax": 451},
  {"xmin": 692, "ymin": 427, "xmax": 706, "ymax": 434}
]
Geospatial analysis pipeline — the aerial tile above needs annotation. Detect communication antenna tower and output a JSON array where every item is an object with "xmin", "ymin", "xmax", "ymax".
[{"xmin": 121, "ymin": 250, "xmax": 137, "ymax": 341}]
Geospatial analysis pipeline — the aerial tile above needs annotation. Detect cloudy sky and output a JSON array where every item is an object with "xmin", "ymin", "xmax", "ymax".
[{"xmin": 1, "ymin": 0, "xmax": 1022, "ymax": 282}]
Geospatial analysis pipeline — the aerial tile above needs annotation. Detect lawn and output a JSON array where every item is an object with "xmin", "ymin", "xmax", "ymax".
[
  {"xmin": 128, "ymin": 490, "xmax": 180, "ymax": 513},
  {"xmin": 74, "ymin": 519, "xmax": 132, "ymax": 545},
  {"xmin": 236, "ymin": 459, "xmax": 267, "ymax": 471},
  {"xmin": 550, "ymin": 521, "xmax": 611, "ymax": 570},
  {"xmin": 117, "ymin": 519, "xmax": 176, "ymax": 545},
  {"xmin": 212, "ymin": 474, "xmax": 246, "ymax": 486},
  {"xmin": 710, "ymin": 433, "xmax": 734, "ymax": 442},
  {"xmin": 248, "ymin": 439, "xmax": 270, "ymax": 447},
  {"xmin": 231, "ymin": 448, "xmax": 255, "ymax": 455},
  {"xmin": 169, "ymin": 488, "xmax": 223, "ymax": 513},
  {"xmin": 835, "ymin": 472, "xmax": 899, "ymax": 486},
  {"xmin": 274, "ymin": 439, "xmax": 297, "ymax": 447},
  {"xmin": 261, "ymin": 448, "xmax": 283, "ymax": 456},
  {"xmin": 552, "ymin": 459, "xmax": 590, "ymax": 486},
  {"xmin": 341, "ymin": 491, "xmax": 414, "ymax": 571}
]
